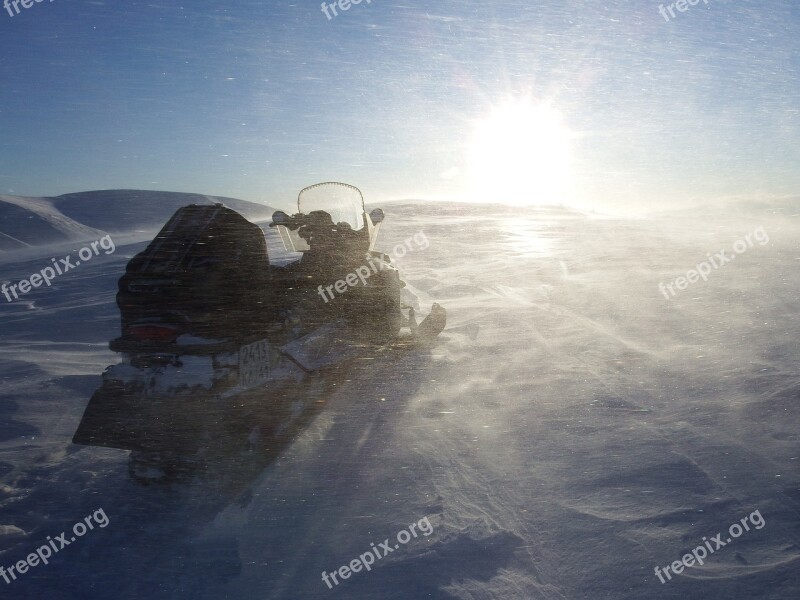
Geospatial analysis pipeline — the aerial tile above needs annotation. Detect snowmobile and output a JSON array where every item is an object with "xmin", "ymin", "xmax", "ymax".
[{"xmin": 72, "ymin": 182, "xmax": 445, "ymax": 482}]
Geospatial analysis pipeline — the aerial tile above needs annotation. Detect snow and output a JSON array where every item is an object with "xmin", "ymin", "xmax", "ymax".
[
  {"xmin": 0, "ymin": 190, "xmax": 276, "ymax": 254},
  {"xmin": 0, "ymin": 195, "xmax": 798, "ymax": 599}
]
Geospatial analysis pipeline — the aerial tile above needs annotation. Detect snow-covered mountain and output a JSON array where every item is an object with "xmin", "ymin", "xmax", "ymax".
[{"xmin": 0, "ymin": 190, "xmax": 275, "ymax": 252}]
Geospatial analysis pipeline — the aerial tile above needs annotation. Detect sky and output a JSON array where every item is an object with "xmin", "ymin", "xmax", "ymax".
[{"xmin": 0, "ymin": 0, "xmax": 798, "ymax": 212}]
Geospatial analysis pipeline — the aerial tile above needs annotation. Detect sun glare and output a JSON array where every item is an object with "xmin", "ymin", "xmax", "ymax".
[{"xmin": 469, "ymin": 100, "xmax": 571, "ymax": 206}]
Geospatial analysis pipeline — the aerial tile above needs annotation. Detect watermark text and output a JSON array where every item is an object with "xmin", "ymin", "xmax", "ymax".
[
  {"xmin": 322, "ymin": 516, "xmax": 434, "ymax": 589},
  {"xmin": 4, "ymin": 0, "xmax": 56, "ymax": 19},
  {"xmin": 1, "ymin": 508, "xmax": 110, "ymax": 586},
  {"xmin": 659, "ymin": 227, "xmax": 768, "ymax": 300},
  {"xmin": 659, "ymin": 0, "xmax": 710, "ymax": 23},
  {"xmin": 2, "ymin": 235, "xmax": 116, "ymax": 303},
  {"xmin": 317, "ymin": 230, "xmax": 428, "ymax": 303},
  {"xmin": 321, "ymin": 0, "xmax": 372, "ymax": 21},
  {"xmin": 654, "ymin": 509, "xmax": 765, "ymax": 584}
]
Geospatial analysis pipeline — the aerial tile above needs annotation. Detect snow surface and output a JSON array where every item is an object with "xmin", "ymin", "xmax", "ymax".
[{"xmin": 0, "ymin": 196, "xmax": 798, "ymax": 599}]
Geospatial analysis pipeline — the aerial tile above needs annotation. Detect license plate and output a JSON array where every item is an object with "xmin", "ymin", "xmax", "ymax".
[{"xmin": 238, "ymin": 339, "xmax": 271, "ymax": 387}]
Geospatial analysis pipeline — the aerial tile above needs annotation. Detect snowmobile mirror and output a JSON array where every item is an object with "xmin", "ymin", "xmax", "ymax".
[
  {"xmin": 271, "ymin": 211, "xmax": 307, "ymax": 251},
  {"xmin": 367, "ymin": 208, "xmax": 384, "ymax": 252},
  {"xmin": 270, "ymin": 211, "xmax": 292, "ymax": 227},
  {"xmin": 369, "ymin": 208, "xmax": 385, "ymax": 225}
]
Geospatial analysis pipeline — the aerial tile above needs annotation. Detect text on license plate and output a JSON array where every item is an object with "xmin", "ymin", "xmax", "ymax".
[{"xmin": 239, "ymin": 339, "xmax": 270, "ymax": 387}]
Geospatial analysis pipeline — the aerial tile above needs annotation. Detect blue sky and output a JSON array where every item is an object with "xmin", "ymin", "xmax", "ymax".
[{"xmin": 0, "ymin": 0, "xmax": 798, "ymax": 211}]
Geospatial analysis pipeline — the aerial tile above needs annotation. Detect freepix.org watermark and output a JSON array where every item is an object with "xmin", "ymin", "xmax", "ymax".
[
  {"xmin": 658, "ymin": 226, "xmax": 769, "ymax": 300},
  {"xmin": 317, "ymin": 230, "xmax": 428, "ymax": 304},
  {"xmin": 658, "ymin": 0, "xmax": 710, "ymax": 23},
  {"xmin": 322, "ymin": 516, "xmax": 434, "ymax": 590},
  {"xmin": 654, "ymin": 509, "xmax": 765, "ymax": 583},
  {"xmin": 2, "ymin": 235, "xmax": 116, "ymax": 303},
  {"xmin": 4, "ymin": 0, "xmax": 55, "ymax": 19},
  {"xmin": 321, "ymin": 0, "xmax": 372, "ymax": 21},
  {"xmin": 1, "ymin": 508, "xmax": 110, "ymax": 586}
]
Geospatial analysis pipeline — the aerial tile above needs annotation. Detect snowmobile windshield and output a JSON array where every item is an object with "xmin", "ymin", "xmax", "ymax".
[{"xmin": 297, "ymin": 182, "xmax": 366, "ymax": 231}]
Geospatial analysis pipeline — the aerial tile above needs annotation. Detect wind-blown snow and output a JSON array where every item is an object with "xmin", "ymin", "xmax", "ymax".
[{"xmin": 0, "ymin": 197, "xmax": 798, "ymax": 599}]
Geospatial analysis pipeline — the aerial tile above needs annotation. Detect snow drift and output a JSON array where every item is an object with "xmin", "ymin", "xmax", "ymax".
[{"xmin": 0, "ymin": 194, "xmax": 797, "ymax": 599}]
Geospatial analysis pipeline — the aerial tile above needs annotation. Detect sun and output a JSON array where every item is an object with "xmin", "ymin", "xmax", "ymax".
[{"xmin": 469, "ymin": 100, "xmax": 571, "ymax": 206}]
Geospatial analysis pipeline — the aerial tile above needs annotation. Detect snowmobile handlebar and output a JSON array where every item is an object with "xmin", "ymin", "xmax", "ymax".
[{"xmin": 270, "ymin": 208, "xmax": 385, "ymax": 231}]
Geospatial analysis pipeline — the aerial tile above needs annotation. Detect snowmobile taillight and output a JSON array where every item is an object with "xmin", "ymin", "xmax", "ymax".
[{"xmin": 127, "ymin": 324, "xmax": 181, "ymax": 343}]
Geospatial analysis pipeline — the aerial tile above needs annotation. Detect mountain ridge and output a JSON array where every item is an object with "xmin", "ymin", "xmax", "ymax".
[{"xmin": 0, "ymin": 189, "xmax": 276, "ymax": 252}]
